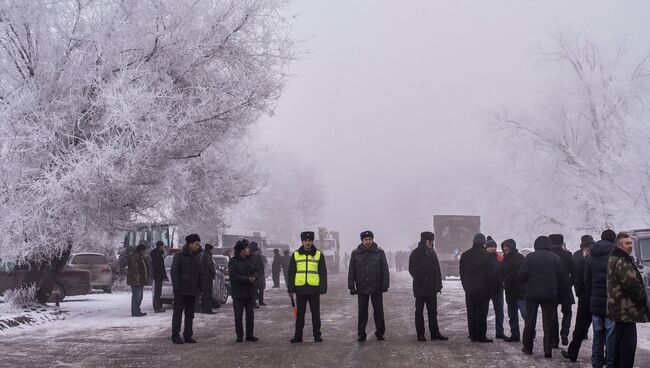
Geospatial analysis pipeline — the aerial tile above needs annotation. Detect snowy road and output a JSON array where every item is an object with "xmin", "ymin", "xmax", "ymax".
[{"xmin": 2, "ymin": 272, "xmax": 650, "ymax": 368}]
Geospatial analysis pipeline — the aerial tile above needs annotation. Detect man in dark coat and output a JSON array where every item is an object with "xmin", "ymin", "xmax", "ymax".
[
  {"xmin": 150, "ymin": 241, "xmax": 168, "ymax": 313},
  {"xmin": 486, "ymin": 237, "xmax": 506, "ymax": 339},
  {"xmin": 348, "ymin": 231, "xmax": 390, "ymax": 341},
  {"xmin": 272, "ymin": 248, "xmax": 283, "ymax": 288},
  {"xmin": 459, "ymin": 233, "xmax": 496, "ymax": 343},
  {"xmin": 562, "ymin": 235, "xmax": 594, "ymax": 362},
  {"xmin": 585, "ymin": 229, "xmax": 616, "ymax": 368},
  {"xmin": 170, "ymin": 234, "xmax": 203, "ymax": 344},
  {"xmin": 127, "ymin": 243, "xmax": 149, "ymax": 317},
  {"xmin": 409, "ymin": 231, "xmax": 448, "ymax": 342},
  {"xmin": 199, "ymin": 243, "xmax": 217, "ymax": 314},
  {"xmin": 549, "ymin": 233, "xmax": 576, "ymax": 347},
  {"xmin": 228, "ymin": 239, "xmax": 259, "ymax": 342},
  {"xmin": 288, "ymin": 231, "xmax": 328, "ymax": 343},
  {"xmin": 519, "ymin": 236, "xmax": 567, "ymax": 358},
  {"xmin": 249, "ymin": 242, "xmax": 267, "ymax": 307},
  {"xmin": 501, "ymin": 239, "xmax": 526, "ymax": 343},
  {"xmin": 607, "ymin": 232, "xmax": 650, "ymax": 368}
]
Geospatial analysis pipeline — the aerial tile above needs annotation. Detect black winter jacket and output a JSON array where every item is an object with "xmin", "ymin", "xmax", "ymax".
[
  {"xmin": 251, "ymin": 253, "xmax": 267, "ymax": 288},
  {"xmin": 287, "ymin": 245, "xmax": 328, "ymax": 295},
  {"xmin": 502, "ymin": 249, "xmax": 525, "ymax": 303},
  {"xmin": 585, "ymin": 239, "xmax": 614, "ymax": 317},
  {"xmin": 408, "ymin": 242, "xmax": 443, "ymax": 297},
  {"xmin": 460, "ymin": 243, "xmax": 496, "ymax": 295},
  {"xmin": 150, "ymin": 248, "xmax": 168, "ymax": 281},
  {"xmin": 170, "ymin": 246, "xmax": 202, "ymax": 296},
  {"xmin": 228, "ymin": 253, "xmax": 258, "ymax": 300},
  {"xmin": 551, "ymin": 246, "xmax": 576, "ymax": 305},
  {"xmin": 200, "ymin": 251, "xmax": 217, "ymax": 288},
  {"xmin": 519, "ymin": 242, "xmax": 567, "ymax": 303},
  {"xmin": 348, "ymin": 243, "xmax": 390, "ymax": 294},
  {"xmin": 572, "ymin": 250, "xmax": 588, "ymax": 299}
]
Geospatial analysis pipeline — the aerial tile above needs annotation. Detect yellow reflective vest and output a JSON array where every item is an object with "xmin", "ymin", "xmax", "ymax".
[{"xmin": 294, "ymin": 250, "xmax": 321, "ymax": 287}]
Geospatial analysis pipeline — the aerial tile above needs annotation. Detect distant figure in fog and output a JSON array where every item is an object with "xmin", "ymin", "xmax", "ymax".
[
  {"xmin": 272, "ymin": 248, "xmax": 282, "ymax": 288},
  {"xmin": 127, "ymin": 243, "xmax": 149, "ymax": 317},
  {"xmin": 150, "ymin": 241, "xmax": 168, "ymax": 313},
  {"xmin": 200, "ymin": 243, "xmax": 216, "ymax": 314},
  {"xmin": 170, "ymin": 234, "xmax": 203, "ymax": 344}
]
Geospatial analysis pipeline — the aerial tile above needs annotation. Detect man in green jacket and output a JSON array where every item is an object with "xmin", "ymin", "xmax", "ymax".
[{"xmin": 607, "ymin": 232, "xmax": 650, "ymax": 368}]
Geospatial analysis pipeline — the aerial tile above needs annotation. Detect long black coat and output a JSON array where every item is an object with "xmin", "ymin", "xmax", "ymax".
[
  {"xmin": 250, "ymin": 253, "xmax": 267, "ymax": 289},
  {"xmin": 200, "ymin": 251, "xmax": 217, "ymax": 289},
  {"xmin": 150, "ymin": 248, "xmax": 167, "ymax": 281},
  {"xmin": 572, "ymin": 250, "xmax": 588, "ymax": 299},
  {"xmin": 502, "ymin": 249, "xmax": 525, "ymax": 303},
  {"xmin": 287, "ymin": 245, "xmax": 328, "ymax": 295},
  {"xmin": 348, "ymin": 243, "xmax": 390, "ymax": 294},
  {"xmin": 272, "ymin": 253, "xmax": 283, "ymax": 273},
  {"xmin": 459, "ymin": 244, "xmax": 496, "ymax": 295},
  {"xmin": 228, "ymin": 253, "xmax": 258, "ymax": 300},
  {"xmin": 408, "ymin": 243, "xmax": 443, "ymax": 297},
  {"xmin": 585, "ymin": 239, "xmax": 614, "ymax": 316},
  {"xmin": 170, "ymin": 246, "xmax": 202, "ymax": 296},
  {"xmin": 550, "ymin": 246, "xmax": 576, "ymax": 305},
  {"xmin": 519, "ymin": 243, "xmax": 566, "ymax": 303}
]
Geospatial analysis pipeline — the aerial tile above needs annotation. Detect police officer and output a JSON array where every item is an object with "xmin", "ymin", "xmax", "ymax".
[
  {"xmin": 348, "ymin": 230, "xmax": 389, "ymax": 341},
  {"xmin": 288, "ymin": 231, "xmax": 328, "ymax": 343}
]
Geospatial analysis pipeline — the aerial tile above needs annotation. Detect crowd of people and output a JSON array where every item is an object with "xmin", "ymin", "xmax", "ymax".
[{"xmin": 124, "ymin": 228, "xmax": 649, "ymax": 368}]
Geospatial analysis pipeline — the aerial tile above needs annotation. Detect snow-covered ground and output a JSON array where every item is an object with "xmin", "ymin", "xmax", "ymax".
[{"xmin": 1, "ymin": 273, "xmax": 649, "ymax": 368}]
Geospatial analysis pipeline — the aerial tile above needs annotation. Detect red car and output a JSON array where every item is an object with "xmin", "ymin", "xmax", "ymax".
[{"xmin": 0, "ymin": 262, "xmax": 91, "ymax": 301}]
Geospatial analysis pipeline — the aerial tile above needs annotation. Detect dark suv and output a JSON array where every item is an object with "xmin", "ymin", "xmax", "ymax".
[{"xmin": 625, "ymin": 229, "xmax": 650, "ymax": 298}]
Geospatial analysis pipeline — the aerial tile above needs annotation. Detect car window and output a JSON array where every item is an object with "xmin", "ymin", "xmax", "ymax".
[
  {"xmin": 638, "ymin": 237, "xmax": 650, "ymax": 263},
  {"xmin": 164, "ymin": 256, "xmax": 174, "ymax": 268},
  {"xmin": 71, "ymin": 254, "xmax": 107, "ymax": 264}
]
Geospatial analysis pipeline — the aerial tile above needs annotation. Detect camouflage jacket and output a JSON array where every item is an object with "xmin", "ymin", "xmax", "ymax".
[{"xmin": 606, "ymin": 247, "xmax": 650, "ymax": 323}]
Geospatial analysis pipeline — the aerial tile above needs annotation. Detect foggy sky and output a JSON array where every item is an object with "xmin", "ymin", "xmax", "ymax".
[{"xmin": 255, "ymin": 0, "xmax": 650, "ymax": 251}]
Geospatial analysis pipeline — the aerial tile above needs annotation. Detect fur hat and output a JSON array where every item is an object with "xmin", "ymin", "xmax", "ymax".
[
  {"xmin": 185, "ymin": 234, "xmax": 200, "ymax": 244},
  {"xmin": 301, "ymin": 231, "xmax": 315, "ymax": 241},
  {"xmin": 420, "ymin": 231, "xmax": 435, "ymax": 242},
  {"xmin": 360, "ymin": 231, "xmax": 374, "ymax": 240}
]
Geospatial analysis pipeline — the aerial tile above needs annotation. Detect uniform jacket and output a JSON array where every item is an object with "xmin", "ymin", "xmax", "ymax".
[
  {"xmin": 287, "ymin": 245, "xmax": 328, "ymax": 295},
  {"xmin": 348, "ymin": 243, "xmax": 390, "ymax": 294},
  {"xmin": 408, "ymin": 242, "xmax": 443, "ymax": 297},
  {"xmin": 606, "ymin": 246, "xmax": 650, "ymax": 323}
]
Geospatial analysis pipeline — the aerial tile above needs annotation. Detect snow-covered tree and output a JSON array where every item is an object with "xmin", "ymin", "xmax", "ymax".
[
  {"xmin": 492, "ymin": 33, "xmax": 650, "ymax": 237},
  {"xmin": 0, "ymin": 0, "xmax": 294, "ymax": 264}
]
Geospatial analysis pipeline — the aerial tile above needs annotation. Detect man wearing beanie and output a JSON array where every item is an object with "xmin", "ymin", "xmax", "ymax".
[
  {"xmin": 409, "ymin": 231, "xmax": 447, "ymax": 341},
  {"xmin": 562, "ymin": 235, "xmax": 595, "ymax": 362},
  {"xmin": 348, "ymin": 230, "xmax": 390, "ymax": 341},
  {"xmin": 170, "ymin": 234, "xmax": 203, "ymax": 344},
  {"xmin": 460, "ymin": 233, "xmax": 497, "ymax": 343},
  {"xmin": 228, "ymin": 239, "xmax": 259, "ymax": 342},
  {"xmin": 585, "ymin": 229, "xmax": 617, "ymax": 367},
  {"xmin": 288, "ymin": 231, "xmax": 328, "ymax": 343},
  {"xmin": 199, "ymin": 243, "xmax": 217, "ymax": 314},
  {"xmin": 485, "ymin": 236, "xmax": 506, "ymax": 340},
  {"xmin": 520, "ymin": 236, "xmax": 567, "ymax": 358},
  {"xmin": 548, "ymin": 233, "xmax": 575, "ymax": 347},
  {"xmin": 501, "ymin": 239, "xmax": 526, "ymax": 343}
]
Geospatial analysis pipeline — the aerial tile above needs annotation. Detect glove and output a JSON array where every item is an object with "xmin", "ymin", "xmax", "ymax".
[{"xmin": 350, "ymin": 289, "xmax": 357, "ymax": 295}]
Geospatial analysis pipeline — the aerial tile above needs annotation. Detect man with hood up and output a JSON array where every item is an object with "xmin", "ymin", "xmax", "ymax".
[
  {"xmin": 170, "ymin": 234, "xmax": 203, "ymax": 344},
  {"xmin": 409, "ymin": 231, "xmax": 448, "ymax": 342},
  {"xmin": 501, "ymin": 238, "xmax": 526, "ymax": 343},
  {"xmin": 460, "ymin": 233, "xmax": 497, "ymax": 343},
  {"xmin": 348, "ymin": 230, "xmax": 390, "ymax": 341},
  {"xmin": 519, "ymin": 236, "xmax": 567, "ymax": 358},
  {"xmin": 585, "ymin": 229, "xmax": 617, "ymax": 368},
  {"xmin": 288, "ymin": 231, "xmax": 328, "ymax": 343},
  {"xmin": 549, "ymin": 233, "xmax": 576, "ymax": 347}
]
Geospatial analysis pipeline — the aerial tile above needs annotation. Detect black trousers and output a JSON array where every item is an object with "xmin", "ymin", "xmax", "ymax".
[
  {"xmin": 152, "ymin": 278, "xmax": 164, "ymax": 310},
  {"xmin": 171, "ymin": 294, "xmax": 196, "ymax": 338},
  {"xmin": 272, "ymin": 271, "xmax": 280, "ymax": 287},
  {"xmin": 201, "ymin": 280, "xmax": 213, "ymax": 311},
  {"xmin": 358, "ymin": 293, "xmax": 385, "ymax": 338},
  {"xmin": 415, "ymin": 295, "xmax": 440, "ymax": 337},
  {"xmin": 613, "ymin": 322, "xmax": 637, "ymax": 368},
  {"xmin": 465, "ymin": 292, "xmax": 489, "ymax": 340},
  {"xmin": 552, "ymin": 301, "xmax": 573, "ymax": 345},
  {"xmin": 567, "ymin": 297, "xmax": 592, "ymax": 359},
  {"xmin": 523, "ymin": 301, "xmax": 556, "ymax": 355},
  {"xmin": 295, "ymin": 294, "xmax": 321, "ymax": 338},
  {"xmin": 233, "ymin": 298, "xmax": 255, "ymax": 338}
]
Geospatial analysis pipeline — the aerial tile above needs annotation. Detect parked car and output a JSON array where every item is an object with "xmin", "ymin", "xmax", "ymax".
[
  {"xmin": 213, "ymin": 255, "xmax": 231, "ymax": 294},
  {"xmin": 160, "ymin": 255, "xmax": 229, "ymax": 308},
  {"xmin": 67, "ymin": 253, "xmax": 113, "ymax": 293},
  {"xmin": 0, "ymin": 262, "xmax": 91, "ymax": 302}
]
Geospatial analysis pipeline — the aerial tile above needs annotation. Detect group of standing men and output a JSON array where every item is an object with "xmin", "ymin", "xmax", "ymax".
[{"xmin": 459, "ymin": 230, "xmax": 650, "ymax": 368}]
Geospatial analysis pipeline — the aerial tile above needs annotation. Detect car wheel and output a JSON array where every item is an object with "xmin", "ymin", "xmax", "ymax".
[
  {"xmin": 220, "ymin": 287, "xmax": 229, "ymax": 305},
  {"xmin": 49, "ymin": 283, "xmax": 66, "ymax": 302}
]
